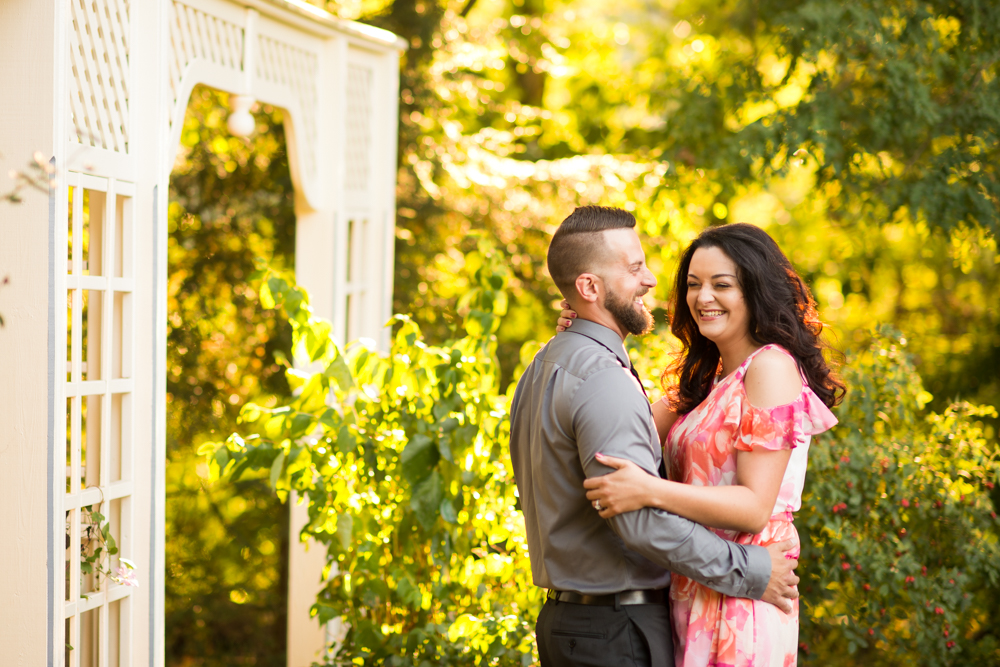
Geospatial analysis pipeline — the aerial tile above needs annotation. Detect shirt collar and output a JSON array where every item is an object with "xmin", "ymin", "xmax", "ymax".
[{"xmin": 564, "ymin": 318, "xmax": 631, "ymax": 369}]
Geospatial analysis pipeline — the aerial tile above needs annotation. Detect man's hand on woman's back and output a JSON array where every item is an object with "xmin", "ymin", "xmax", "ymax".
[{"xmin": 761, "ymin": 540, "xmax": 800, "ymax": 613}]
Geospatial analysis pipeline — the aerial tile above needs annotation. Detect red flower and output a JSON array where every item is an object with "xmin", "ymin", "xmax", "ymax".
[
  {"xmin": 863, "ymin": 583, "xmax": 871, "ymax": 591},
  {"xmin": 901, "ymin": 499, "xmax": 910, "ymax": 508},
  {"xmin": 944, "ymin": 630, "xmax": 950, "ymax": 638},
  {"xmin": 868, "ymin": 628, "xmax": 875, "ymax": 636},
  {"xmin": 905, "ymin": 576, "xmax": 915, "ymax": 584},
  {"xmin": 947, "ymin": 641, "xmax": 955, "ymax": 649},
  {"xmin": 922, "ymin": 565, "xmax": 928, "ymax": 576},
  {"xmin": 935, "ymin": 607, "xmax": 944, "ymax": 615},
  {"xmin": 840, "ymin": 455, "xmax": 851, "ymax": 463},
  {"xmin": 842, "ymin": 562, "xmax": 851, "ymax": 571}
]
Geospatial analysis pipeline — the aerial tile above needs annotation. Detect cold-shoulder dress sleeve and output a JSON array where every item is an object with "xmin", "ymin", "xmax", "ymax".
[{"xmin": 725, "ymin": 385, "xmax": 839, "ymax": 453}]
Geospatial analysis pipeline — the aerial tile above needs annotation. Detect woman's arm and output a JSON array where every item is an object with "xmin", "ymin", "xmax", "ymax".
[
  {"xmin": 651, "ymin": 400, "xmax": 678, "ymax": 446},
  {"xmin": 584, "ymin": 348, "xmax": 802, "ymax": 534},
  {"xmin": 585, "ymin": 449, "xmax": 792, "ymax": 533}
]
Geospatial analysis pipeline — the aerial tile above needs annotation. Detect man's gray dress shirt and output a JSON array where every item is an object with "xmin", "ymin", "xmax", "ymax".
[{"xmin": 509, "ymin": 318, "xmax": 771, "ymax": 598}]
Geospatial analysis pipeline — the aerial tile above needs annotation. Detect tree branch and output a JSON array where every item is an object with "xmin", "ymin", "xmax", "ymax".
[{"xmin": 459, "ymin": 0, "xmax": 478, "ymax": 18}]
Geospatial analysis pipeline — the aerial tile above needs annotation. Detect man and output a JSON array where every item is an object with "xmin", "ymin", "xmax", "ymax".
[{"xmin": 509, "ymin": 206, "xmax": 799, "ymax": 666}]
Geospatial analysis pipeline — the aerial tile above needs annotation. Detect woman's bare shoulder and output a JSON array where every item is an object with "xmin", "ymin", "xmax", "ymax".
[{"xmin": 744, "ymin": 347, "xmax": 803, "ymax": 408}]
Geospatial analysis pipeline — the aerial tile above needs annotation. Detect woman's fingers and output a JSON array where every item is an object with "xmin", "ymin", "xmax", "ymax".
[
  {"xmin": 554, "ymin": 304, "xmax": 576, "ymax": 333},
  {"xmin": 594, "ymin": 453, "xmax": 631, "ymax": 470}
]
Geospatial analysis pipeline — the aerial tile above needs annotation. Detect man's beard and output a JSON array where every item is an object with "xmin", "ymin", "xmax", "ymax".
[{"xmin": 605, "ymin": 286, "xmax": 654, "ymax": 336}]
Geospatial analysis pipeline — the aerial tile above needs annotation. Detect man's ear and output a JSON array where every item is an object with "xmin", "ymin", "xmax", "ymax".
[{"xmin": 575, "ymin": 273, "xmax": 602, "ymax": 303}]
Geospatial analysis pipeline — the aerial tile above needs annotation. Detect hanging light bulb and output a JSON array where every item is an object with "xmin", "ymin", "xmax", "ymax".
[{"xmin": 227, "ymin": 95, "xmax": 256, "ymax": 137}]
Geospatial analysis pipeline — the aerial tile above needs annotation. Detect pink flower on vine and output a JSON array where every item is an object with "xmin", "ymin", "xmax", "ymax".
[{"xmin": 111, "ymin": 558, "xmax": 139, "ymax": 587}]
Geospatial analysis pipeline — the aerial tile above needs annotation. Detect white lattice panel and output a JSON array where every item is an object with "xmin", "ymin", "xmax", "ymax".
[
  {"xmin": 167, "ymin": 1, "xmax": 244, "ymax": 129},
  {"xmin": 62, "ymin": 172, "xmax": 137, "ymax": 667},
  {"xmin": 69, "ymin": 0, "xmax": 131, "ymax": 153},
  {"xmin": 344, "ymin": 64, "xmax": 373, "ymax": 192},
  {"xmin": 256, "ymin": 34, "xmax": 319, "ymax": 179}
]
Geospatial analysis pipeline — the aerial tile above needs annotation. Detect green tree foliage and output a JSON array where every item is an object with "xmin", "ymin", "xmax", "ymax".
[
  {"xmin": 166, "ymin": 86, "xmax": 295, "ymax": 666},
  {"xmin": 643, "ymin": 0, "xmax": 1000, "ymax": 234},
  {"xmin": 205, "ymin": 244, "xmax": 539, "ymax": 665},
  {"xmin": 342, "ymin": 0, "xmax": 1000, "ymax": 408}
]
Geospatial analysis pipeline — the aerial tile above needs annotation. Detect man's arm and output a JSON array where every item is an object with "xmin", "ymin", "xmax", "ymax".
[{"xmin": 572, "ymin": 367, "xmax": 772, "ymax": 600}]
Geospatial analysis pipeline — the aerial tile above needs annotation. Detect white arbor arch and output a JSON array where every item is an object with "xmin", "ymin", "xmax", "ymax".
[{"xmin": 0, "ymin": 1, "xmax": 404, "ymax": 665}]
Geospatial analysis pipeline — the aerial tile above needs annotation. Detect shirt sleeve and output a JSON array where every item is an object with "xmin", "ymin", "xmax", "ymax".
[{"xmin": 571, "ymin": 366, "xmax": 771, "ymax": 600}]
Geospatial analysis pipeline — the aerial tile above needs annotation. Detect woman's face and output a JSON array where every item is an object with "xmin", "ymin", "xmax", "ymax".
[{"xmin": 685, "ymin": 246, "xmax": 752, "ymax": 348}]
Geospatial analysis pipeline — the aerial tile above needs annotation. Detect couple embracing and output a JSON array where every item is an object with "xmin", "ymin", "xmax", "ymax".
[{"xmin": 509, "ymin": 206, "xmax": 845, "ymax": 666}]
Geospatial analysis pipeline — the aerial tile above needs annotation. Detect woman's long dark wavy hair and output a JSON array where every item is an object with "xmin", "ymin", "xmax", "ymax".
[{"xmin": 662, "ymin": 223, "xmax": 846, "ymax": 414}]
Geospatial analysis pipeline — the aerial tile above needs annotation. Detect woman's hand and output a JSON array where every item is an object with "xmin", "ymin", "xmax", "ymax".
[
  {"xmin": 583, "ymin": 453, "xmax": 656, "ymax": 518},
  {"xmin": 556, "ymin": 299, "xmax": 577, "ymax": 333}
]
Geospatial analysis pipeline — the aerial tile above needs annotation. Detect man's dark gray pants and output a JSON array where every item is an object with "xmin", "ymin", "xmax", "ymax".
[{"xmin": 535, "ymin": 599, "xmax": 672, "ymax": 667}]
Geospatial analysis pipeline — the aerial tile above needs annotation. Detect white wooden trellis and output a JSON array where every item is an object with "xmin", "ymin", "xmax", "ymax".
[
  {"xmin": 63, "ymin": 171, "xmax": 137, "ymax": 667},
  {"xmin": 0, "ymin": 1, "xmax": 404, "ymax": 666}
]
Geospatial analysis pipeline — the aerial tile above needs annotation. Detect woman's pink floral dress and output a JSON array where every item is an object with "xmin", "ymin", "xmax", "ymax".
[{"xmin": 664, "ymin": 344, "xmax": 837, "ymax": 667}]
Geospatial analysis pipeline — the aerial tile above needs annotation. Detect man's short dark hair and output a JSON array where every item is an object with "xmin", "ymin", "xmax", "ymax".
[{"xmin": 546, "ymin": 206, "xmax": 637, "ymax": 298}]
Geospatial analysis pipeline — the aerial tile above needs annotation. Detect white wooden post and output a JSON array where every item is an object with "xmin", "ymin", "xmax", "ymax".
[{"xmin": 0, "ymin": 2, "xmax": 60, "ymax": 664}]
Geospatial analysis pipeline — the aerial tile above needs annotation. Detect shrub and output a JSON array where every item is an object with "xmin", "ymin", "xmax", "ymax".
[
  {"xmin": 204, "ymin": 241, "xmax": 539, "ymax": 666},
  {"xmin": 797, "ymin": 329, "xmax": 1000, "ymax": 665}
]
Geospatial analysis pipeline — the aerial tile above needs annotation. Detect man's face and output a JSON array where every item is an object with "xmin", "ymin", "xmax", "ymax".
[{"xmin": 597, "ymin": 228, "xmax": 657, "ymax": 336}]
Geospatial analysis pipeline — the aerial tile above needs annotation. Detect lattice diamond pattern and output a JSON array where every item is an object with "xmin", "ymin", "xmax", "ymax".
[
  {"xmin": 344, "ymin": 65, "xmax": 373, "ymax": 192},
  {"xmin": 256, "ymin": 35, "xmax": 319, "ymax": 179},
  {"xmin": 69, "ymin": 0, "xmax": 131, "ymax": 153},
  {"xmin": 167, "ymin": 0, "xmax": 245, "ymax": 130}
]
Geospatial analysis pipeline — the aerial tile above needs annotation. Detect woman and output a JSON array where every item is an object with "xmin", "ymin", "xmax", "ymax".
[{"xmin": 556, "ymin": 223, "xmax": 844, "ymax": 666}]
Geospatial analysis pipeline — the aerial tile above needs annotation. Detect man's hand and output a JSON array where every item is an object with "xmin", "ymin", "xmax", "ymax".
[{"xmin": 760, "ymin": 540, "xmax": 799, "ymax": 613}]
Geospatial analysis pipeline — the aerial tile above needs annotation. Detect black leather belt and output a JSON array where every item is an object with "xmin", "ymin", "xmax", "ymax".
[{"xmin": 546, "ymin": 589, "xmax": 666, "ymax": 606}]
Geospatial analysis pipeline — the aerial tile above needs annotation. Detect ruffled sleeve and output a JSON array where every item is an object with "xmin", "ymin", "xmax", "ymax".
[{"xmin": 726, "ymin": 387, "xmax": 838, "ymax": 452}]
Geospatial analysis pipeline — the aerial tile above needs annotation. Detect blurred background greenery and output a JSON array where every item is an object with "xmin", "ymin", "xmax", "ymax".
[{"xmin": 165, "ymin": 0, "xmax": 999, "ymax": 664}]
